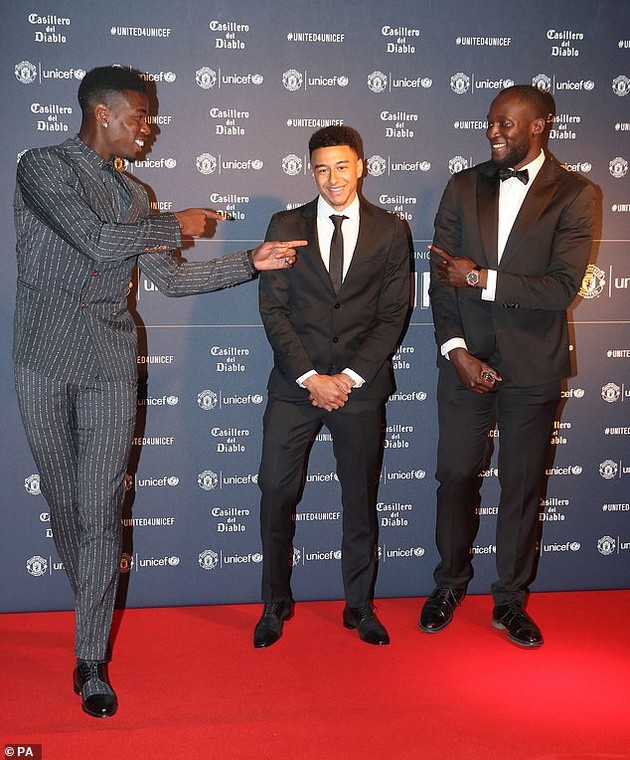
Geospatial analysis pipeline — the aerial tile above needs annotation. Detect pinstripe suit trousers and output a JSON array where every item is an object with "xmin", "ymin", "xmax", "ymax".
[{"xmin": 15, "ymin": 365, "xmax": 137, "ymax": 661}]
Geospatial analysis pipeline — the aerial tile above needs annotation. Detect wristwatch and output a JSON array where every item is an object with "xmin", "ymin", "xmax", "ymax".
[{"xmin": 465, "ymin": 265, "xmax": 482, "ymax": 288}]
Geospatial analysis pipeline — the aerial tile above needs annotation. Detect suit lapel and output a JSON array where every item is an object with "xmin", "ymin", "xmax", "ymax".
[
  {"xmin": 499, "ymin": 158, "xmax": 560, "ymax": 270},
  {"xmin": 299, "ymin": 200, "xmax": 331, "ymax": 284},
  {"xmin": 477, "ymin": 169, "xmax": 499, "ymax": 268}
]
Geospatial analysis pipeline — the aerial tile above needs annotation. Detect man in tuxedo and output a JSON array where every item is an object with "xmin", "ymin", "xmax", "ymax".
[
  {"xmin": 254, "ymin": 125, "xmax": 410, "ymax": 648},
  {"xmin": 13, "ymin": 65, "xmax": 304, "ymax": 717},
  {"xmin": 419, "ymin": 85, "xmax": 596, "ymax": 647}
]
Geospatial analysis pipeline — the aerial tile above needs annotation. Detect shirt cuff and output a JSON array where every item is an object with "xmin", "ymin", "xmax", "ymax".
[
  {"xmin": 481, "ymin": 269, "xmax": 497, "ymax": 301},
  {"xmin": 297, "ymin": 370, "xmax": 317, "ymax": 387},
  {"xmin": 441, "ymin": 338, "xmax": 467, "ymax": 359},
  {"xmin": 341, "ymin": 368, "xmax": 365, "ymax": 388}
]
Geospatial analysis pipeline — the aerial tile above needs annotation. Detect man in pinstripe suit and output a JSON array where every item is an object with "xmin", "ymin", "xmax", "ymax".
[{"xmin": 13, "ymin": 65, "xmax": 305, "ymax": 718}]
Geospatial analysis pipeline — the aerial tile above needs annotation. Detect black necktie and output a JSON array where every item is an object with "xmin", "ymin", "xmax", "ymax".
[
  {"xmin": 329, "ymin": 214, "xmax": 347, "ymax": 293},
  {"xmin": 497, "ymin": 167, "xmax": 529, "ymax": 185}
]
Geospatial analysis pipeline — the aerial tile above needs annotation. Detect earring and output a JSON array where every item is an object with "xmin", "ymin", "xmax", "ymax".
[{"xmin": 102, "ymin": 121, "xmax": 108, "ymax": 128}]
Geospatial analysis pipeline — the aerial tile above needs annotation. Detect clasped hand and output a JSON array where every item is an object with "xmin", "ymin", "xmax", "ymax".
[{"xmin": 303, "ymin": 373, "xmax": 355, "ymax": 412}]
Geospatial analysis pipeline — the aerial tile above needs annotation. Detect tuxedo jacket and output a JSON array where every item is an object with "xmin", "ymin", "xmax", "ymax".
[
  {"xmin": 14, "ymin": 135, "xmax": 254, "ymax": 384},
  {"xmin": 429, "ymin": 153, "xmax": 596, "ymax": 386},
  {"xmin": 259, "ymin": 197, "xmax": 411, "ymax": 401}
]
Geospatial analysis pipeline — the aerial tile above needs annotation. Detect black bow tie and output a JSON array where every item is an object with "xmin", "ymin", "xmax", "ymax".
[{"xmin": 497, "ymin": 167, "xmax": 529, "ymax": 184}]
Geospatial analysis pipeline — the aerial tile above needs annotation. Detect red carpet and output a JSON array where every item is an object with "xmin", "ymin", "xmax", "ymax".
[{"xmin": 2, "ymin": 591, "xmax": 629, "ymax": 759}]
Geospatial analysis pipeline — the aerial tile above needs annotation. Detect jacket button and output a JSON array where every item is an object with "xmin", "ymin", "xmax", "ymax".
[
  {"xmin": 334, "ymin": 303, "xmax": 340, "ymax": 309},
  {"xmin": 332, "ymin": 337, "xmax": 339, "ymax": 343}
]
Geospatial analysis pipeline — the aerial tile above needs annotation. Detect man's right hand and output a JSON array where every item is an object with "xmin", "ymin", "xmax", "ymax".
[
  {"xmin": 174, "ymin": 208, "xmax": 226, "ymax": 238},
  {"xmin": 449, "ymin": 348, "xmax": 502, "ymax": 395},
  {"xmin": 303, "ymin": 374, "xmax": 351, "ymax": 411}
]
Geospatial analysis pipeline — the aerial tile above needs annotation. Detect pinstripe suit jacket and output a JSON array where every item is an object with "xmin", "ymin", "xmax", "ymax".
[{"xmin": 14, "ymin": 135, "xmax": 255, "ymax": 383}]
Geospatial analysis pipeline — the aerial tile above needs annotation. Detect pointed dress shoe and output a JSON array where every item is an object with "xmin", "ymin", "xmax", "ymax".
[
  {"xmin": 343, "ymin": 604, "xmax": 390, "ymax": 645},
  {"xmin": 253, "ymin": 601, "xmax": 295, "ymax": 648},
  {"xmin": 492, "ymin": 602, "xmax": 544, "ymax": 648},
  {"xmin": 419, "ymin": 585, "xmax": 466, "ymax": 633},
  {"xmin": 73, "ymin": 660, "xmax": 118, "ymax": 718}
]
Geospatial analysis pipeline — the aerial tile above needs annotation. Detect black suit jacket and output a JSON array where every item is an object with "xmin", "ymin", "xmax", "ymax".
[
  {"xmin": 259, "ymin": 197, "xmax": 410, "ymax": 401},
  {"xmin": 429, "ymin": 154, "xmax": 596, "ymax": 386}
]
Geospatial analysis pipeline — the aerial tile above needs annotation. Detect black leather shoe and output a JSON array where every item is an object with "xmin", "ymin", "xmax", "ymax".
[
  {"xmin": 492, "ymin": 602, "xmax": 543, "ymax": 648},
  {"xmin": 343, "ymin": 605, "xmax": 390, "ymax": 645},
  {"xmin": 253, "ymin": 601, "xmax": 294, "ymax": 648},
  {"xmin": 419, "ymin": 586, "xmax": 466, "ymax": 633},
  {"xmin": 73, "ymin": 660, "xmax": 118, "ymax": 718}
]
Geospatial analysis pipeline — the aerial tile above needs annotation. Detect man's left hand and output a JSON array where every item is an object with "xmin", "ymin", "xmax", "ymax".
[{"xmin": 251, "ymin": 240, "xmax": 308, "ymax": 271}]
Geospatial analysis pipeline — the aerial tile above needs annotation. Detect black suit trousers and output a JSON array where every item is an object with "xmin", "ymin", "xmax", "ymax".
[
  {"xmin": 433, "ymin": 360, "xmax": 560, "ymax": 605},
  {"xmin": 258, "ymin": 395, "xmax": 385, "ymax": 606}
]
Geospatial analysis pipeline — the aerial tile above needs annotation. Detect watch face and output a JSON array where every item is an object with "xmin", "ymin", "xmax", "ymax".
[{"xmin": 466, "ymin": 269, "xmax": 479, "ymax": 287}]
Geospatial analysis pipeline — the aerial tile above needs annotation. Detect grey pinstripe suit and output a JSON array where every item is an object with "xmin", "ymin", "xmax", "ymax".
[{"xmin": 14, "ymin": 135, "xmax": 255, "ymax": 660}]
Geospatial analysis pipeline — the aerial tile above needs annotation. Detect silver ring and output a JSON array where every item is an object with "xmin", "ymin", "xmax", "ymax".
[{"xmin": 482, "ymin": 371, "xmax": 494, "ymax": 382}]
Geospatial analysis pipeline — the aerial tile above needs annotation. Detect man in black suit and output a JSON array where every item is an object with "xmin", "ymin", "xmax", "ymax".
[
  {"xmin": 13, "ymin": 65, "xmax": 304, "ymax": 717},
  {"xmin": 254, "ymin": 126, "xmax": 410, "ymax": 648},
  {"xmin": 419, "ymin": 85, "xmax": 596, "ymax": 647}
]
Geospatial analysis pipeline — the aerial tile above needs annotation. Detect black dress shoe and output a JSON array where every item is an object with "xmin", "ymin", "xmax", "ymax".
[
  {"xmin": 419, "ymin": 586, "xmax": 466, "ymax": 633},
  {"xmin": 73, "ymin": 660, "xmax": 118, "ymax": 718},
  {"xmin": 343, "ymin": 605, "xmax": 390, "ymax": 645},
  {"xmin": 492, "ymin": 602, "xmax": 543, "ymax": 648},
  {"xmin": 253, "ymin": 601, "xmax": 294, "ymax": 648}
]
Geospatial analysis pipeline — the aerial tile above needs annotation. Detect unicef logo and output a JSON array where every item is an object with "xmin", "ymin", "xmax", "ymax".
[
  {"xmin": 198, "ymin": 390, "xmax": 218, "ymax": 410},
  {"xmin": 291, "ymin": 547, "xmax": 301, "ymax": 566},
  {"xmin": 252, "ymin": 74, "xmax": 264, "ymax": 86},
  {"xmin": 24, "ymin": 473, "xmax": 41, "ymax": 496},
  {"xmin": 199, "ymin": 549, "xmax": 219, "ymax": 570},
  {"xmin": 15, "ymin": 60, "xmax": 37, "ymax": 84},
  {"xmin": 195, "ymin": 67, "xmax": 217, "ymax": 89},
  {"xmin": 196, "ymin": 153, "xmax": 218, "ymax": 175},
  {"xmin": 450, "ymin": 73, "xmax": 471, "ymax": 94},
  {"xmin": 251, "ymin": 160, "xmax": 264, "ymax": 171},
  {"xmin": 532, "ymin": 74, "xmax": 552, "ymax": 92},
  {"xmin": 338, "ymin": 76, "xmax": 349, "ymax": 87},
  {"xmin": 609, "ymin": 157, "xmax": 628, "ymax": 178},
  {"xmin": 124, "ymin": 473, "xmax": 134, "ymax": 492},
  {"xmin": 119, "ymin": 553, "xmax": 133, "ymax": 573},
  {"xmin": 164, "ymin": 158, "xmax": 177, "ymax": 169},
  {"xmin": 413, "ymin": 547, "xmax": 425, "ymax": 557},
  {"xmin": 252, "ymin": 394, "xmax": 264, "ymax": 404},
  {"xmin": 449, "ymin": 156, "xmax": 469, "ymax": 174},
  {"xmin": 583, "ymin": 80, "xmax": 595, "ymax": 91},
  {"xmin": 26, "ymin": 555, "xmax": 48, "ymax": 577},
  {"xmin": 283, "ymin": 69, "xmax": 303, "ymax": 91},
  {"xmin": 164, "ymin": 72, "xmax": 177, "ymax": 83},
  {"xmin": 601, "ymin": 383, "xmax": 621, "ymax": 403},
  {"xmin": 198, "ymin": 470, "xmax": 219, "ymax": 490},
  {"xmin": 282, "ymin": 154, "xmax": 303, "ymax": 176},
  {"xmin": 166, "ymin": 396, "xmax": 179, "ymax": 406},
  {"xmin": 367, "ymin": 71, "xmax": 388, "ymax": 93},
  {"xmin": 167, "ymin": 477, "xmax": 180, "ymax": 486},
  {"xmin": 252, "ymin": 553, "xmax": 263, "ymax": 563},
  {"xmin": 612, "ymin": 75, "xmax": 630, "ymax": 97},
  {"xmin": 367, "ymin": 155, "xmax": 387, "ymax": 177},
  {"xmin": 168, "ymin": 556, "xmax": 180, "ymax": 566},
  {"xmin": 597, "ymin": 536, "xmax": 616, "ymax": 556},
  {"xmin": 578, "ymin": 264, "xmax": 606, "ymax": 299},
  {"xmin": 599, "ymin": 460, "xmax": 619, "ymax": 480}
]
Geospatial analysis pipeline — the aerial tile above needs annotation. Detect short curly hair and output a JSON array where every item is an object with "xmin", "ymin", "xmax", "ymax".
[
  {"xmin": 78, "ymin": 65, "xmax": 147, "ymax": 113},
  {"xmin": 308, "ymin": 125, "xmax": 361, "ymax": 157}
]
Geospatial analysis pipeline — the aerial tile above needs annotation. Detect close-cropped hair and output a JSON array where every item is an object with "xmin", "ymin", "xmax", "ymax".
[
  {"xmin": 78, "ymin": 65, "xmax": 147, "ymax": 113},
  {"xmin": 308, "ymin": 125, "xmax": 361, "ymax": 157}
]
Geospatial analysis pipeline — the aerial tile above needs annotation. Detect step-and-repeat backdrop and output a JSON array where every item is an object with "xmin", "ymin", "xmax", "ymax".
[{"xmin": 1, "ymin": 0, "xmax": 628, "ymax": 613}]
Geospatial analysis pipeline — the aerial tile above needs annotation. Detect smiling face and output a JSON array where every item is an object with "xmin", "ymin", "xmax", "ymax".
[
  {"xmin": 486, "ymin": 91, "xmax": 545, "ymax": 169},
  {"xmin": 311, "ymin": 144, "xmax": 363, "ymax": 211},
  {"xmin": 97, "ymin": 89, "xmax": 151, "ymax": 161}
]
